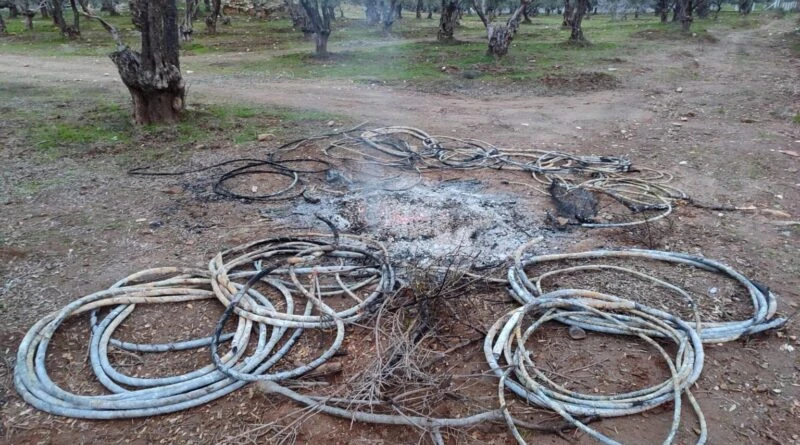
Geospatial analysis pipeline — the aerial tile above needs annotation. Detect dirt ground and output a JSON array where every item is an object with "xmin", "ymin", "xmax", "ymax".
[{"xmin": 1, "ymin": 16, "xmax": 799, "ymax": 445}]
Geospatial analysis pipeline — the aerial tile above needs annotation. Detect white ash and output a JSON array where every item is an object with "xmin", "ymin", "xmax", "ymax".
[{"xmin": 283, "ymin": 179, "xmax": 564, "ymax": 268}]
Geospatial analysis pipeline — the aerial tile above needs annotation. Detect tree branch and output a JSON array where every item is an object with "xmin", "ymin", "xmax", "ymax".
[
  {"xmin": 76, "ymin": 2, "xmax": 126, "ymax": 49},
  {"xmin": 470, "ymin": 0, "xmax": 490, "ymax": 27}
]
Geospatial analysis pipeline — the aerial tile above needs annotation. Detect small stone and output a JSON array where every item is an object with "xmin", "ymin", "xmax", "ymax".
[
  {"xmin": 327, "ymin": 120, "xmax": 335, "ymax": 127},
  {"xmin": 679, "ymin": 160, "xmax": 688, "ymax": 165},
  {"xmin": 676, "ymin": 87, "xmax": 683, "ymax": 93},
  {"xmin": 257, "ymin": 133, "xmax": 274, "ymax": 142},
  {"xmin": 568, "ymin": 326, "xmax": 587, "ymax": 340},
  {"xmin": 672, "ymin": 122, "xmax": 684, "ymax": 127}
]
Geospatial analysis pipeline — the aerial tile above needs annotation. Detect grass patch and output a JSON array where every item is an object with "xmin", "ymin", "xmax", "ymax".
[{"xmin": 0, "ymin": 80, "xmax": 342, "ymax": 167}]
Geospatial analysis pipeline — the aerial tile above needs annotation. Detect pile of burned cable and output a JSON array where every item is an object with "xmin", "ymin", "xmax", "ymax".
[
  {"xmin": 14, "ymin": 230, "xmax": 788, "ymax": 444},
  {"xmin": 130, "ymin": 125, "xmax": 752, "ymax": 227}
]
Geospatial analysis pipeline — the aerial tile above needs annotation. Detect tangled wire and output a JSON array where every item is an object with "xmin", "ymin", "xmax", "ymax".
[
  {"xmin": 14, "ymin": 232, "xmax": 394, "ymax": 419},
  {"xmin": 13, "ymin": 227, "xmax": 788, "ymax": 444},
  {"xmin": 129, "ymin": 125, "xmax": 749, "ymax": 227}
]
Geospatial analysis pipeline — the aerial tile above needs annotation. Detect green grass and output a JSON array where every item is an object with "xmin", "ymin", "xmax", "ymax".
[
  {"xmin": 2, "ymin": 9, "xmax": 793, "ymax": 89},
  {"xmin": 792, "ymin": 114, "xmax": 800, "ymax": 124},
  {"xmin": 0, "ymin": 80, "xmax": 341, "ymax": 166}
]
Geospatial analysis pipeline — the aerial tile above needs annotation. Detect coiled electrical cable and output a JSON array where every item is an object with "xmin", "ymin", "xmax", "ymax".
[
  {"xmin": 484, "ymin": 289, "xmax": 707, "ymax": 445},
  {"xmin": 509, "ymin": 245, "xmax": 787, "ymax": 343},
  {"xmin": 14, "ymin": 233, "xmax": 396, "ymax": 419}
]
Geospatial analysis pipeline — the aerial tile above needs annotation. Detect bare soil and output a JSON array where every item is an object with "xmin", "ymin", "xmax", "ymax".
[{"xmin": 1, "ymin": 17, "xmax": 799, "ymax": 445}]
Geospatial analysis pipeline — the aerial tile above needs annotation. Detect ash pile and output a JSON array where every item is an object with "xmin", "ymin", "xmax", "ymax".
[{"xmin": 288, "ymin": 178, "xmax": 557, "ymax": 268}]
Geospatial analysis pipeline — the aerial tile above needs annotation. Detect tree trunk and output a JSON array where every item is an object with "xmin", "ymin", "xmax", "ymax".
[
  {"xmin": 562, "ymin": 0, "xmax": 572, "ymax": 26},
  {"xmin": 299, "ymin": 0, "xmax": 334, "ymax": 57},
  {"xmin": 473, "ymin": 0, "xmax": 526, "ymax": 57},
  {"xmin": 677, "ymin": 0, "xmax": 692, "ymax": 31},
  {"xmin": 69, "ymin": 0, "xmax": 80, "ymax": 34},
  {"xmin": 416, "ymin": 0, "xmax": 422, "ymax": 18},
  {"xmin": 437, "ymin": 0, "xmax": 459, "ymax": 41},
  {"xmin": 101, "ymin": 0, "xmax": 119, "ymax": 15},
  {"xmin": 656, "ymin": 0, "xmax": 668, "ymax": 22},
  {"xmin": 180, "ymin": 0, "xmax": 196, "ymax": 41},
  {"xmin": 286, "ymin": 0, "xmax": 314, "ymax": 37},
  {"xmin": 695, "ymin": 0, "xmax": 708, "ymax": 18},
  {"xmin": 365, "ymin": 0, "xmax": 381, "ymax": 24},
  {"xmin": 486, "ymin": 24, "xmax": 512, "ymax": 56},
  {"xmin": 130, "ymin": 0, "xmax": 144, "ymax": 29},
  {"xmin": 568, "ymin": 0, "xmax": 587, "ymax": 42},
  {"xmin": 427, "ymin": 4, "xmax": 433, "ymax": 18},
  {"xmin": 315, "ymin": 30, "xmax": 329, "ymax": 55},
  {"xmin": 0, "ymin": 11, "xmax": 6, "ymax": 34},
  {"xmin": 111, "ymin": 0, "xmax": 185, "ymax": 125},
  {"xmin": 50, "ymin": 0, "xmax": 80, "ymax": 38},
  {"xmin": 40, "ymin": 4, "xmax": 50, "ymax": 18},
  {"xmin": 382, "ymin": 0, "xmax": 398, "ymax": 32},
  {"xmin": 24, "ymin": 11, "xmax": 34, "ymax": 29},
  {"xmin": 205, "ymin": 0, "xmax": 221, "ymax": 33},
  {"xmin": 522, "ymin": 3, "xmax": 531, "ymax": 23},
  {"xmin": 738, "ymin": 0, "xmax": 752, "ymax": 14}
]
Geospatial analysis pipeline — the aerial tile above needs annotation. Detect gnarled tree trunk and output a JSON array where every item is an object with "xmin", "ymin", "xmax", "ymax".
[
  {"xmin": 562, "ymin": 0, "xmax": 572, "ymax": 26},
  {"xmin": 180, "ymin": 0, "xmax": 197, "ymax": 40},
  {"xmin": 299, "ymin": 0, "xmax": 333, "ymax": 57},
  {"xmin": 69, "ymin": 0, "xmax": 80, "ymax": 34},
  {"xmin": 472, "ymin": 0, "xmax": 527, "ymax": 57},
  {"xmin": 382, "ymin": 0, "xmax": 398, "ymax": 32},
  {"xmin": 205, "ymin": 0, "xmax": 221, "ymax": 33},
  {"xmin": 656, "ymin": 0, "xmax": 668, "ymax": 22},
  {"xmin": 130, "ymin": 0, "xmax": 144, "ymax": 29},
  {"xmin": 677, "ymin": 0, "xmax": 692, "ymax": 31},
  {"xmin": 738, "ymin": 0, "xmax": 752, "ymax": 14},
  {"xmin": 50, "ymin": 0, "xmax": 80, "ymax": 38},
  {"xmin": 112, "ymin": 0, "xmax": 185, "ymax": 124},
  {"xmin": 416, "ymin": 0, "xmax": 422, "ymax": 17},
  {"xmin": 23, "ymin": 9, "xmax": 35, "ymax": 29},
  {"xmin": 0, "ymin": 11, "xmax": 6, "ymax": 34},
  {"xmin": 567, "ymin": 0, "xmax": 587, "ymax": 42},
  {"xmin": 437, "ymin": 0, "xmax": 459, "ymax": 41},
  {"xmin": 286, "ymin": 0, "xmax": 314, "ymax": 38}
]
